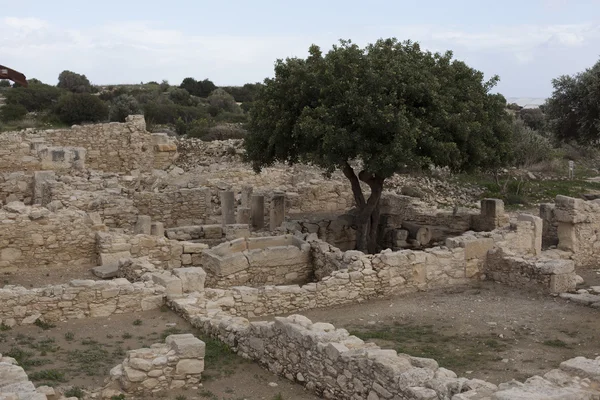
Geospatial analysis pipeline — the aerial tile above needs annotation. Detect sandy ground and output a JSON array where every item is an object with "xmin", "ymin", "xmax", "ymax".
[{"xmin": 0, "ymin": 310, "xmax": 318, "ymax": 400}]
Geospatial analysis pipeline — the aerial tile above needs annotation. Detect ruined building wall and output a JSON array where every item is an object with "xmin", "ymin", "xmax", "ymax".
[
  {"xmin": 553, "ymin": 195, "xmax": 600, "ymax": 268},
  {"xmin": 0, "ymin": 203, "xmax": 97, "ymax": 275},
  {"xmin": 0, "ymin": 278, "xmax": 165, "ymax": 326},
  {"xmin": 133, "ymin": 188, "xmax": 211, "ymax": 228},
  {"xmin": 0, "ymin": 116, "xmax": 177, "ymax": 174}
]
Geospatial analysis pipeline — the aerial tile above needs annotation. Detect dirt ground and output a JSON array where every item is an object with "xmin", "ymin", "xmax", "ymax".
[
  {"xmin": 288, "ymin": 280, "xmax": 600, "ymax": 385},
  {"xmin": 0, "ymin": 309, "xmax": 317, "ymax": 400},
  {"xmin": 1, "ymin": 266, "xmax": 96, "ymax": 288}
]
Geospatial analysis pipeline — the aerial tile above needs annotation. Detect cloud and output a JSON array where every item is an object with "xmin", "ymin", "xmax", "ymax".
[{"xmin": 0, "ymin": 16, "xmax": 598, "ymax": 96}]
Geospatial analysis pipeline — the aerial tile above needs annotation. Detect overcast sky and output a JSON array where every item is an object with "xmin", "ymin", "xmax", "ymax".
[{"xmin": 2, "ymin": 0, "xmax": 599, "ymax": 98}]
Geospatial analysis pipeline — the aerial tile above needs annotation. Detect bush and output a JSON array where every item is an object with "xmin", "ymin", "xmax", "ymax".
[
  {"xmin": 0, "ymin": 80, "xmax": 10, "ymax": 88},
  {"xmin": 143, "ymin": 102, "xmax": 208, "ymax": 125},
  {"xmin": 179, "ymin": 78, "xmax": 216, "ymax": 98},
  {"xmin": 168, "ymin": 88, "xmax": 193, "ymax": 106},
  {"xmin": 5, "ymin": 81, "xmax": 65, "ymax": 111},
  {"xmin": 109, "ymin": 94, "xmax": 141, "ymax": 122},
  {"xmin": 186, "ymin": 118, "xmax": 216, "ymax": 138},
  {"xmin": 511, "ymin": 119, "xmax": 553, "ymax": 167},
  {"xmin": 0, "ymin": 104, "xmax": 27, "ymax": 122},
  {"xmin": 54, "ymin": 93, "xmax": 109, "ymax": 125},
  {"xmin": 207, "ymin": 88, "xmax": 242, "ymax": 115},
  {"xmin": 201, "ymin": 124, "xmax": 247, "ymax": 141},
  {"xmin": 57, "ymin": 70, "xmax": 92, "ymax": 93}
]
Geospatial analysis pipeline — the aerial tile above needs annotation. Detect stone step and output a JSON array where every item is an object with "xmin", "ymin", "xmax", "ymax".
[{"xmin": 92, "ymin": 264, "xmax": 119, "ymax": 279}]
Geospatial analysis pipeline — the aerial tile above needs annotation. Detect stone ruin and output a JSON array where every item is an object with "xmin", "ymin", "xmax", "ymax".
[{"xmin": 0, "ymin": 115, "xmax": 599, "ymax": 399}]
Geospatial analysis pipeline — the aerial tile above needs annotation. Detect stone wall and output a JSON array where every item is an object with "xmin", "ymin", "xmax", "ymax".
[
  {"xmin": 0, "ymin": 172, "xmax": 33, "ymax": 204},
  {"xmin": 0, "ymin": 278, "xmax": 165, "ymax": 326},
  {"xmin": 0, "ymin": 115, "xmax": 177, "ymax": 174},
  {"xmin": 133, "ymin": 188, "xmax": 211, "ymax": 228},
  {"xmin": 554, "ymin": 195, "xmax": 600, "ymax": 268},
  {"xmin": 201, "ymin": 236, "xmax": 312, "ymax": 288},
  {"xmin": 540, "ymin": 202, "xmax": 559, "ymax": 247},
  {"xmin": 172, "ymin": 307, "xmax": 600, "ymax": 400},
  {"xmin": 0, "ymin": 202, "xmax": 97, "ymax": 275},
  {"xmin": 106, "ymin": 334, "xmax": 205, "ymax": 396}
]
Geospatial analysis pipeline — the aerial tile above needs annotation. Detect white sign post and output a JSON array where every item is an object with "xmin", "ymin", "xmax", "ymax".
[{"xmin": 568, "ymin": 160, "xmax": 574, "ymax": 180}]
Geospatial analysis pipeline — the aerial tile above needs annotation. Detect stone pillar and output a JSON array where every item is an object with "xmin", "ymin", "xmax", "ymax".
[
  {"xmin": 220, "ymin": 191, "xmax": 236, "ymax": 226},
  {"xmin": 236, "ymin": 207, "xmax": 251, "ymax": 224},
  {"xmin": 251, "ymin": 195, "xmax": 265, "ymax": 230},
  {"xmin": 135, "ymin": 215, "xmax": 152, "ymax": 235},
  {"xmin": 151, "ymin": 222, "xmax": 165, "ymax": 237},
  {"xmin": 241, "ymin": 185, "xmax": 253, "ymax": 208},
  {"xmin": 270, "ymin": 193, "xmax": 285, "ymax": 231}
]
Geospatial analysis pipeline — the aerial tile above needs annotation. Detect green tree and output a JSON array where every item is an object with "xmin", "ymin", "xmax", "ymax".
[
  {"xmin": 545, "ymin": 59, "xmax": 600, "ymax": 144},
  {"xmin": 54, "ymin": 93, "xmax": 109, "ymax": 125},
  {"xmin": 0, "ymin": 80, "xmax": 10, "ymax": 88},
  {"xmin": 245, "ymin": 39, "xmax": 513, "ymax": 252},
  {"xmin": 57, "ymin": 70, "xmax": 92, "ymax": 93},
  {"xmin": 109, "ymin": 94, "xmax": 141, "ymax": 122},
  {"xmin": 179, "ymin": 78, "xmax": 216, "ymax": 98},
  {"xmin": 518, "ymin": 108, "xmax": 546, "ymax": 132}
]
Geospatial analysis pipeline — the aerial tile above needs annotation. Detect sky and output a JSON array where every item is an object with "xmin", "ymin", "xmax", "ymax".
[{"xmin": 1, "ymin": 0, "xmax": 600, "ymax": 98}]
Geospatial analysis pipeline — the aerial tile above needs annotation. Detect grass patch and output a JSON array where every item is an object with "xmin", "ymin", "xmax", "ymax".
[
  {"xmin": 5, "ymin": 346, "xmax": 52, "ymax": 370},
  {"xmin": 67, "ymin": 343, "xmax": 113, "ymax": 376},
  {"xmin": 65, "ymin": 332, "xmax": 75, "ymax": 341},
  {"xmin": 199, "ymin": 389, "xmax": 218, "ymax": 399},
  {"xmin": 543, "ymin": 339, "xmax": 570, "ymax": 348},
  {"xmin": 133, "ymin": 319, "xmax": 142, "ymax": 326},
  {"xmin": 28, "ymin": 369, "xmax": 66, "ymax": 383},
  {"xmin": 0, "ymin": 323, "xmax": 12, "ymax": 331},
  {"xmin": 199, "ymin": 333, "xmax": 243, "ymax": 379},
  {"xmin": 350, "ymin": 323, "xmax": 508, "ymax": 370},
  {"xmin": 121, "ymin": 332, "xmax": 132, "ymax": 339}
]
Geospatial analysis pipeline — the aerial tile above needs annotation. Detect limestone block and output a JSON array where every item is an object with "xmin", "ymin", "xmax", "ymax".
[
  {"xmin": 151, "ymin": 222, "xmax": 165, "ymax": 237},
  {"xmin": 150, "ymin": 273, "xmax": 183, "ymax": 296},
  {"xmin": 550, "ymin": 274, "xmax": 577, "ymax": 294},
  {"xmin": 183, "ymin": 243, "xmax": 209, "ymax": 254},
  {"xmin": 135, "ymin": 216, "xmax": 152, "ymax": 235},
  {"xmin": 463, "ymin": 238, "xmax": 494, "ymax": 260},
  {"xmin": 202, "ymin": 225, "xmax": 223, "ymax": 239},
  {"xmin": 167, "ymin": 334, "xmax": 206, "ymax": 358},
  {"xmin": 560, "ymin": 357, "xmax": 600, "ymax": 381},
  {"xmin": 92, "ymin": 264, "xmax": 119, "ymax": 279},
  {"xmin": 99, "ymin": 252, "xmax": 132, "ymax": 267},
  {"xmin": 172, "ymin": 268, "xmax": 207, "ymax": 293}
]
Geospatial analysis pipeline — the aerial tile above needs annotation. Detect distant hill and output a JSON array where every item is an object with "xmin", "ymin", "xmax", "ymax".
[{"xmin": 506, "ymin": 97, "xmax": 546, "ymax": 109}]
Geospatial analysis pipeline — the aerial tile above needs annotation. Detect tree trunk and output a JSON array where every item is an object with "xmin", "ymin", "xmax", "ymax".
[{"xmin": 342, "ymin": 162, "xmax": 384, "ymax": 254}]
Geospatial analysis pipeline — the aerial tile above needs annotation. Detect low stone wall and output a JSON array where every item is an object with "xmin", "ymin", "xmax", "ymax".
[
  {"xmin": 201, "ymin": 235, "xmax": 312, "ymax": 288},
  {"xmin": 0, "ymin": 116, "xmax": 177, "ymax": 173},
  {"xmin": 0, "ymin": 278, "xmax": 165, "ymax": 326},
  {"xmin": 172, "ymin": 307, "xmax": 600, "ymax": 400},
  {"xmin": 485, "ymin": 248, "xmax": 576, "ymax": 293},
  {"xmin": 0, "ymin": 202, "xmax": 97, "ymax": 274},
  {"xmin": 133, "ymin": 188, "xmax": 211, "ymax": 228},
  {"xmin": 106, "ymin": 334, "xmax": 205, "ymax": 395},
  {"xmin": 554, "ymin": 195, "xmax": 600, "ymax": 268}
]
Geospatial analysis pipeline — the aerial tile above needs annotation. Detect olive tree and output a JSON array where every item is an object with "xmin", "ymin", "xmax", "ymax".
[{"xmin": 245, "ymin": 39, "xmax": 513, "ymax": 253}]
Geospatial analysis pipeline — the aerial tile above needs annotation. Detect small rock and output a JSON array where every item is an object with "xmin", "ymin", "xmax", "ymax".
[{"xmin": 268, "ymin": 382, "xmax": 278, "ymax": 387}]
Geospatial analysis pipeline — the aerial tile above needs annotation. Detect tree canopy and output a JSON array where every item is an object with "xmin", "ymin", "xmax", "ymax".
[
  {"xmin": 245, "ymin": 38, "xmax": 513, "ymax": 252},
  {"xmin": 57, "ymin": 70, "xmax": 92, "ymax": 93},
  {"xmin": 179, "ymin": 78, "xmax": 216, "ymax": 98},
  {"xmin": 545, "ymin": 58, "xmax": 600, "ymax": 145}
]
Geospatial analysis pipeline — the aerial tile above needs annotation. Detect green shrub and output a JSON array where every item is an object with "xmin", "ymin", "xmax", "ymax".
[
  {"xmin": 207, "ymin": 88, "xmax": 242, "ymax": 115},
  {"xmin": 511, "ymin": 119, "xmax": 553, "ymax": 167},
  {"xmin": 187, "ymin": 118, "xmax": 216, "ymax": 138},
  {"xmin": 0, "ymin": 79, "xmax": 11, "ymax": 88},
  {"xmin": 109, "ymin": 94, "xmax": 141, "ymax": 122},
  {"xmin": 54, "ymin": 93, "xmax": 109, "ymax": 125},
  {"xmin": 5, "ymin": 81, "xmax": 65, "ymax": 111},
  {"xmin": 144, "ymin": 102, "xmax": 207, "ymax": 125},
  {"xmin": 0, "ymin": 104, "xmax": 27, "ymax": 122}
]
